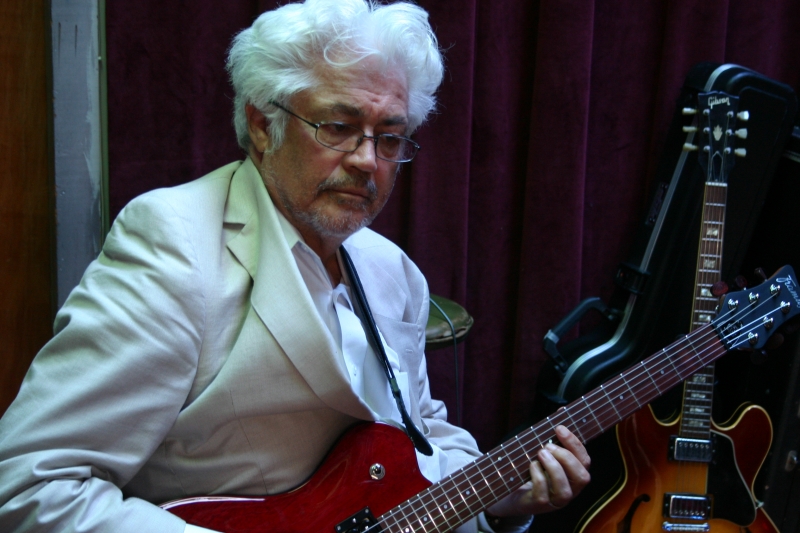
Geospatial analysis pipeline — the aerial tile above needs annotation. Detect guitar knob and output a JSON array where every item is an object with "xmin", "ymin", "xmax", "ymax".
[
  {"xmin": 737, "ymin": 110, "xmax": 750, "ymax": 121},
  {"xmin": 369, "ymin": 464, "xmax": 386, "ymax": 480},
  {"xmin": 735, "ymin": 128, "xmax": 748, "ymax": 139},
  {"xmin": 682, "ymin": 126, "xmax": 698, "ymax": 133},
  {"xmin": 682, "ymin": 143, "xmax": 698, "ymax": 152},
  {"xmin": 734, "ymin": 148, "xmax": 747, "ymax": 157},
  {"xmin": 682, "ymin": 107, "xmax": 697, "ymax": 115}
]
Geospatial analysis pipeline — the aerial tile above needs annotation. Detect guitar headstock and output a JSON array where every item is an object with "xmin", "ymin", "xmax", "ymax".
[
  {"xmin": 682, "ymin": 91, "xmax": 749, "ymax": 184},
  {"xmin": 713, "ymin": 265, "xmax": 800, "ymax": 350}
]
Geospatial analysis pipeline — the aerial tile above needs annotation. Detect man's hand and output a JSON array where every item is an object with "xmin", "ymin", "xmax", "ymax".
[{"xmin": 486, "ymin": 425, "xmax": 591, "ymax": 517}]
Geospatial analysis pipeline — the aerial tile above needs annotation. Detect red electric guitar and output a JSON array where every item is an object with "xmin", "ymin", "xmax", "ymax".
[
  {"xmin": 580, "ymin": 93, "xmax": 780, "ymax": 533},
  {"xmin": 161, "ymin": 262, "xmax": 799, "ymax": 533}
]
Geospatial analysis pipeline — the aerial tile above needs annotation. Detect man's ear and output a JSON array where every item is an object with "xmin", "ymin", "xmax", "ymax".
[{"xmin": 246, "ymin": 104, "xmax": 271, "ymax": 154}]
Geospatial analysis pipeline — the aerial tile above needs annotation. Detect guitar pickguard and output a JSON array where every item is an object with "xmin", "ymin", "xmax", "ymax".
[{"xmin": 705, "ymin": 432, "xmax": 757, "ymax": 525}]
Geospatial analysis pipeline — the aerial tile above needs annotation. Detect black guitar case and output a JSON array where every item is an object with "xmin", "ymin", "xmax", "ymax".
[
  {"xmin": 529, "ymin": 63, "xmax": 797, "ymax": 532},
  {"xmin": 536, "ymin": 62, "xmax": 797, "ymax": 407}
]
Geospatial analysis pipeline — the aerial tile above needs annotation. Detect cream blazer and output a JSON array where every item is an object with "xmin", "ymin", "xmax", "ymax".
[{"xmin": 0, "ymin": 158, "xmax": 483, "ymax": 532}]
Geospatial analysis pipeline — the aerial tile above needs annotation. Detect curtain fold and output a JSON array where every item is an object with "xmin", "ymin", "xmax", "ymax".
[{"xmin": 106, "ymin": 0, "xmax": 800, "ymax": 450}]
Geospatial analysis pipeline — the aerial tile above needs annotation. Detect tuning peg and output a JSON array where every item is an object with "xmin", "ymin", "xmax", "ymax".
[
  {"xmin": 737, "ymin": 110, "xmax": 750, "ymax": 121},
  {"xmin": 735, "ymin": 148, "xmax": 747, "ymax": 157},
  {"xmin": 734, "ymin": 275, "xmax": 749, "ymax": 289},
  {"xmin": 711, "ymin": 280, "xmax": 729, "ymax": 297},
  {"xmin": 735, "ymin": 128, "xmax": 748, "ymax": 139},
  {"xmin": 683, "ymin": 143, "xmax": 699, "ymax": 151},
  {"xmin": 682, "ymin": 107, "xmax": 697, "ymax": 115},
  {"xmin": 682, "ymin": 126, "xmax": 698, "ymax": 133},
  {"xmin": 754, "ymin": 267, "xmax": 768, "ymax": 282}
]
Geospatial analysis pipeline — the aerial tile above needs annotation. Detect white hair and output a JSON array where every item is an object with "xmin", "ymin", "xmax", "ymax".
[{"xmin": 226, "ymin": 0, "xmax": 444, "ymax": 151}]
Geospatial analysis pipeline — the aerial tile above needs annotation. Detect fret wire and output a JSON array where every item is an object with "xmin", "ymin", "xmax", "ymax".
[
  {"xmin": 598, "ymin": 384, "xmax": 622, "ymax": 422},
  {"xmin": 641, "ymin": 361, "xmax": 662, "ymax": 396},
  {"xmin": 478, "ymin": 457, "xmax": 502, "ymax": 498},
  {"xmin": 488, "ymin": 446, "xmax": 514, "ymax": 493},
  {"xmin": 414, "ymin": 490, "xmax": 443, "ymax": 532},
  {"xmin": 620, "ymin": 374, "xmax": 642, "ymax": 409},
  {"xmin": 512, "ymin": 433, "xmax": 532, "ymax": 464},
  {"xmin": 422, "ymin": 491, "xmax": 449, "ymax": 529},
  {"xmin": 562, "ymin": 406, "xmax": 585, "ymax": 442}
]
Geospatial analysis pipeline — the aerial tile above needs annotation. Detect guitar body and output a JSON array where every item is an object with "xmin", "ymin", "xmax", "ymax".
[
  {"xmin": 162, "ymin": 423, "xmax": 431, "ymax": 533},
  {"xmin": 580, "ymin": 404, "xmax": 775, "ymax": 533}
]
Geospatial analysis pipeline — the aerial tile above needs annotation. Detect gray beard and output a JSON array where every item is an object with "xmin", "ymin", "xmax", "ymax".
[{"xmin": 276, "ymin": 173, "xmax": 383, "ymax": 239}]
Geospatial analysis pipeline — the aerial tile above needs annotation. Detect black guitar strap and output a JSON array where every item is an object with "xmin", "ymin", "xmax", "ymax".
[{"xmin": 339, "ymin": 246, "xmax": 433, "ymax": 456}]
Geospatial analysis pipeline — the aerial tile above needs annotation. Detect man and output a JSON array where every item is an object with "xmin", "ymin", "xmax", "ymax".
[{"xmin": 0, "ymin": 0, "xmax": 590, "ymax": 531}]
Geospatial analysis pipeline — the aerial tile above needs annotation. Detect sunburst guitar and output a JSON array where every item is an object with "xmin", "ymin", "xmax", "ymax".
[{"xmin": 580, "ymin": 91, "xmax": 779, "ymax": 533}]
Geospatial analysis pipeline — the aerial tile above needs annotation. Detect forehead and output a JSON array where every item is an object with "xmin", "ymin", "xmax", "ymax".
[{"xmin": 296, "ymin": 60, "xmax": 409, "ymax": 123}]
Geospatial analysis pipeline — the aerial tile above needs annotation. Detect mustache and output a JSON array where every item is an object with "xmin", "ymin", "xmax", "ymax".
[{"xmin": 317, "ymin": 174, "xmax": 378, "ymax": 201}]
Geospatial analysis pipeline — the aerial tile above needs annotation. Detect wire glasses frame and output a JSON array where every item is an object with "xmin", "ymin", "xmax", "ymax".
[{"xmin": 268, "ymin": 101, "xmax": 420, "ymax": 163}]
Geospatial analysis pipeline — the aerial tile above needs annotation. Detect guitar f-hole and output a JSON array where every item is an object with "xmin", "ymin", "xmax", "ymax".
[{"xmin": 617, "ymin": 493, "xmax": 650, "ymax": 533}]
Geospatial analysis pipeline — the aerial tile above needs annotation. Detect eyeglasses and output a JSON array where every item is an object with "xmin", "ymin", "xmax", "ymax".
[{"xmin": 269, "ymin": 101, "xmax": 420, "ymax": 163}]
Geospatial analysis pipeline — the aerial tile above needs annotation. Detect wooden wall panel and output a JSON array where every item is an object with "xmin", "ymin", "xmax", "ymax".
[{"xmin": 1, "ymin": 0, "xmax": 53, "ymax": 414}]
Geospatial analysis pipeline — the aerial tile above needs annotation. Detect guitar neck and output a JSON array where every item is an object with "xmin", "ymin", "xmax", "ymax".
[
  {"xmin": 377, "ymin": 325, "xmax": 728, "ymax": 532},
  {"xmin": 680, "ymin": 180, "xmax": 727, "ymax": 439}
]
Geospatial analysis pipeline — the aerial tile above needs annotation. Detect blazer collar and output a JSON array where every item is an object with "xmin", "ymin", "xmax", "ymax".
[{"xmin": 224, "ymin": 158, "xmax": 374, "ymax": 421}]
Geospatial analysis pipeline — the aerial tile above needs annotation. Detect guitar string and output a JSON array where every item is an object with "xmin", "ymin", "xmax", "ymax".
[{"xmin": 369, "ymin": 291, "xmax": 788, "ymax": 533}]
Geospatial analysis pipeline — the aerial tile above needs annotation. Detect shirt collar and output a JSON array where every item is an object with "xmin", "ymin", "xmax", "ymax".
[
  {"xmin": 274, "ymin": 208, "xmax": 349, "ymax": 288},
  {"xmin": 275, "ymin": 208, "xmax": 304, "ymax": 251}
]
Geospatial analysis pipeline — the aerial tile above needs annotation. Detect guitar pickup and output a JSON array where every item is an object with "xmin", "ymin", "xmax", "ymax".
[
  {"xmin": 663, "ymin": 493, "xmax": 712, "ymax": 520},
  {"xmin": 669, "ymin": 436, "xmax": 713, "ymax": 462}
]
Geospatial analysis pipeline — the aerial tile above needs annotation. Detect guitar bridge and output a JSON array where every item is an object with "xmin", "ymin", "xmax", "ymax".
[
  {"xmin": 663, "ymin": 493, "xmax": 712, "ymax": 520},
  {"xmin": 669, "ymin": 435, "xmax": 713, "ymax": 462},
  {"xmin": 661, "ymin": 522, "xmax": 710, "ymax": 532},
  {"xmin": 335, "ymin": 507, "xmax": 381, "ymax": 533}
]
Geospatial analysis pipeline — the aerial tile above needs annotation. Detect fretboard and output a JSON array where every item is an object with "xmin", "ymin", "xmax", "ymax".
[
  {"xmin": 375, "ymin": 324, "xmax": 729, "ymax": 532},
  {"xmin": 679, "ymin": 181, "xmax": 727, "ymax": 439}
]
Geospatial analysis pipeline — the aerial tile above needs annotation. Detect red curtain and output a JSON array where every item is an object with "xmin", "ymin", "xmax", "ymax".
[{"xmin": 106, "ymin": 0, "xmax": 800, "ymax": 451}]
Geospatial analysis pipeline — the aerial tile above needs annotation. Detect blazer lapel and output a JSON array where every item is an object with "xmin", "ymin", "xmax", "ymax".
[{"xmin": 224, "ymin": 158, "xmax": 374, "ymax": 421}]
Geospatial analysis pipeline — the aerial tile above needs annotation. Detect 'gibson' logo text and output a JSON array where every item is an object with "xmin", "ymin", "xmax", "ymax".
[{"xmin": 708, "ymin": 95, "xmax": 731, "ymax": 109}]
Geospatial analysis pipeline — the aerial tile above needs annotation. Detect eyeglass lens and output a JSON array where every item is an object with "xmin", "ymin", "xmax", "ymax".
[{"xmin": 316, "ymin": 123, "xmax": 415, "ymax": 162}]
